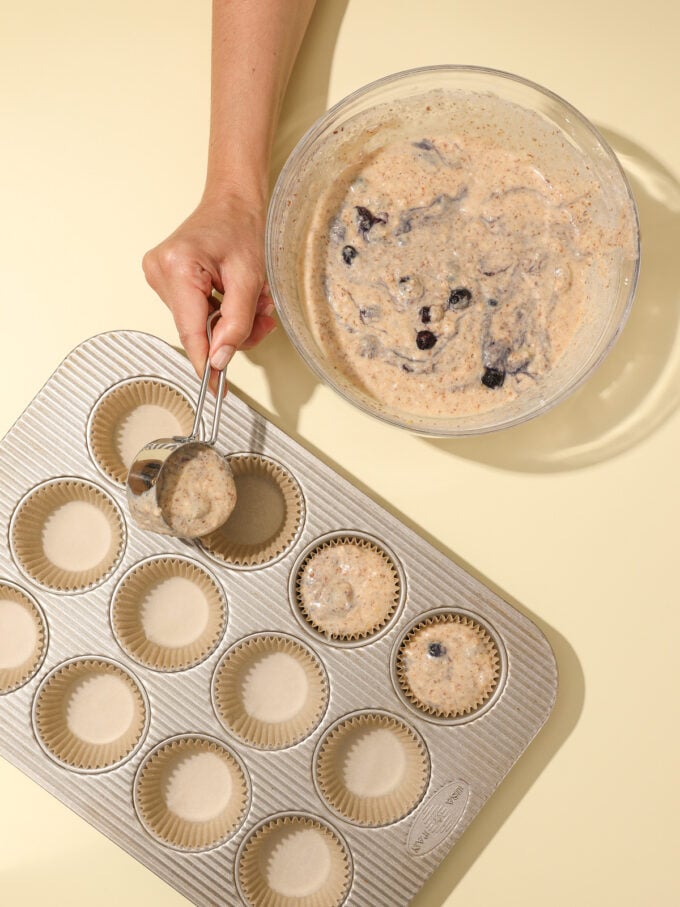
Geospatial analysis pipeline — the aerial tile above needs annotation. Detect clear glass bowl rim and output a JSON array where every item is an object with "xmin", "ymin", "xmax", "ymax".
[{"xmin": 265, "ymin": 64, "xmax": 641, "ymax": 437}]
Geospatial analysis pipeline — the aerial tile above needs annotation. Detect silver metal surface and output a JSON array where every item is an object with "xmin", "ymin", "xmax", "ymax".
[
  {"xmin": 126, "ymin": 312, "xmax": 230, "ymax": 537},
  {"xmin": 0, "ymin": 330, "xmax": 558, "ymax": 906}
]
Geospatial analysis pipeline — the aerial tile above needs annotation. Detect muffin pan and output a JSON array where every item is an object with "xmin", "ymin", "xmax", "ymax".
[{"xmin": 0, "ymin": 330, "xmax": 557, "ymax": 905}]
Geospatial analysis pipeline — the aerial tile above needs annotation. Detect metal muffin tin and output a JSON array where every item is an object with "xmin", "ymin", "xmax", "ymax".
[{"xmin": 0, "ymin": 331, "xmax": 557, "ymax": 906}]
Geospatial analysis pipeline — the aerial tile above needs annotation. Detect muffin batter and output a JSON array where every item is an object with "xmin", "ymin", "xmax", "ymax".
[
  {"xmin": 398, "ymin": 617, "xmax": 499, "ymax": 716},
  {"xmin": 297, "ymin": 540, "xmax": 399, "ymax": 638},
  {"xmin": 129, "ymin": 442, "xmax": 236, "ymax": 538},
  {"xmin": 158, "ymin": 445, "xmax": 236, "ymax": 537},
  {"xmin": 302, "ymin": 91, "xmax": 637, "ymax": 419}
]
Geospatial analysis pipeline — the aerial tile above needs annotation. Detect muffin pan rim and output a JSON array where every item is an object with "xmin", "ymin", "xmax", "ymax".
[
  {"xmin": 390, "ymin": 606, "xmax": 508, "ymax": 725},
  {"xmin": 31, "ymin": 653, "xmax": 151, "ymax": 774},
  {"xmin": 109, "ymin": 551, "xmax": 229, "ymax": 673},
  {"xmin": 197, "ymin": 449, "xmax": 307, "ymax": 572},
  {"xmin": 132, "ymin": 731, "xmax": 253, "ymax": 853},
  {"xmin": 0, "ymin": 578, "xmax": 50, "ymax": 695},
  {"xmin": 210, "ymin": 629, "xmax": 331, "ymax": 751},
  {"xmin": 85, "ymin": 374, "xmax": 200, "ymax": 488},
  {"xmin": 8, "ymin": 475, "xmax": 128, "ymax": 595},
  {"xmin": 234, "ymin": 809, "xmax": 354, "ymax": 907},
  {"xmin": 288, "ymin": 529, "xmax": 407, "ymax": 648},
  {"xmin": 312, "ymin": 707, "xmax": 432, "ymax": 828}
]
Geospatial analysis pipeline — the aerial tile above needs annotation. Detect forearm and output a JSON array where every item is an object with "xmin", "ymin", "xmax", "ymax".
[{"xmin": 204, "ymin": 0, "xmax": 316, "ymax": 208}]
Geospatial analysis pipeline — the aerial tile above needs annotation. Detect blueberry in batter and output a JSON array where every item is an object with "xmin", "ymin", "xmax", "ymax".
[{"xmin": 301, "ymin": 90, "xmax": 636, "ymax": 420}]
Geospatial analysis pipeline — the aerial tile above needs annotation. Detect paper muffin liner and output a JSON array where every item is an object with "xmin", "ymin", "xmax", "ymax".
[
  {"xmin": 237, "ymin": 814, "xmax": 351, "ymax": 907},
  {"xmin": 10, "ymin": 478, "xmax": 125, "ymax": 592},
  {"xmin": 212, "ymin": 634, "xmax": 328, "ymax": 749},
  {"xmin": 33, "ymin": 657, "xmax": 148, "ymax": 771},
  {"xmin": 111, "ymin": 556, "xmax": 227, "ymax": 671},
  {"xmin": 314, "ymin": 711, "xmax": 429, "ymax": 827},
  {"xmin": 199, "ymin": 454, "xmax": 304, "ymax": 568},
  {"xmin": 134, "ymin": 735, "xmax": 249, "ymax": 851},
  {"xmin": 395, "ymin": 612, "xmax": 501, "ymax": 720},
  {"xmin": 292, "ymin": 534, "xmax": 402, "ymax": 642},
  {"xmin": 0, "ymin": 582, "xmax": 47, "ymax": 694},
  {"xmin": 88, "ymin": 378, "xmax": 195, "ymax": 485}
]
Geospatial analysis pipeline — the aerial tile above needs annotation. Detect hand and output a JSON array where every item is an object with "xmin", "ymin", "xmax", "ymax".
[{"xmin": 142, "ymin": 192, "xmax": 276, "ymax": 387}]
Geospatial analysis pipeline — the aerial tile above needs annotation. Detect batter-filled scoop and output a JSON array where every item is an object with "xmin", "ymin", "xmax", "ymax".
[{"xmin": 126, "ymin": 312, "xmax": 237, "ymax": 538}]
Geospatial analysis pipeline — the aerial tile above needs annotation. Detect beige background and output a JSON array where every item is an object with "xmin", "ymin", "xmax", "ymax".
[{"xmin": 1, "ymin": 0, "xmax": 679, "ymax": 904}]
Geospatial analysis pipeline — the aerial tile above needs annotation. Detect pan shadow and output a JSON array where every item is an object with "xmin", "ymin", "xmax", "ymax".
[{"xmin": 216, "ymin": 386, "xmax": 585, "ymax": 904}]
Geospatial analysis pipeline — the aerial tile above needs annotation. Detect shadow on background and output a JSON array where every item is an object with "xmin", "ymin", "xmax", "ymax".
[
  {"xmin": 425, "ymin": 132, "xmax": 680, "ymax": 473},
  {"xmin": 411, "ymin": 609, "xmax": 582, "ymax": 905},
  {"xmin": 244, "ymin": 0, "xmax": 349, "ymax": 429}
]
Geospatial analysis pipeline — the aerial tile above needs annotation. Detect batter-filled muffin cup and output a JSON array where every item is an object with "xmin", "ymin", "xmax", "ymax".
[
  {"xmin": 87, "ymin": 378, "xmax": 195, "ymax": 485},
  {"xmin": 237, "ymin": 814, "xmax": 351, "ymax": 907},
  {"xmin": 199, "ymin": 454, "xmax": 304, "ymax": 568},
  {"xmin": 111, "ymin": 556, "xmax": 227, "ymax": 671},
  {"xmin": 394, "ymin": 611, "xmax": 502, "ymax": 720},
  {"xmin": 292, "ymin": 533, "xmax": 403, "ymax": 642},
  {"xmin": 314, "ymin": 711, "xmax": 429, "ymax": 826},
  {"xmin": 33, "ymin": 657, "xmax": 148, "ymax": 771},
  {"xmin": 134, "ymin": 734, "xmax": 249, "ymax": 851},
  {"xmin": 0, "ymin": 581, "xmax": 47, "ymax": 694},
  {"xmin": 212, "ymin": 634, "xmax": 328, "ymax": 749},
  {"xmin": 10, "ymin": 478, "xmax": 125, "ymax": 592}
]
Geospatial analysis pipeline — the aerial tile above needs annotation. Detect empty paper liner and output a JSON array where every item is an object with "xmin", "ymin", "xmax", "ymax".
[
  {"xmin": 0, "ymin": 582, "xmax": 47, "ymax": 694},
  {"xmin": 88, "ymin": 378, "xmax": 195, "ymax": 485},
  {"xmin": 293, "ymin": 534, "xmax": 401, "ymax": 641},
  {"xmin": 238, "ymin": 814, "xmax": 351, "ymax": 907},
  {"xmin": 395, "ymin": 612, "xmax": 501, "ymax": 719},
  {"xmin": 315, "ymin": 712, "xmax": 429, "ymax": 826},
  {"xmin": 212, "ymin": 634, "xmax": 328, "ymax": 749},
  {"xmin": 199, "ymin": 454, "xmax": 303, "ymax": 567},
  {"xmin": 111, "ymin": 556, "xmax": 227, "ymax": 671},
  {"xmin": 11, "ymin": 478, "xmax": 125, "ymax": 592},
  {"xmin": 134, "ymin": 735, "xmax": 249, "ymax": 851},
  {"xmin": 33, "ymin": 657, "xmax": 148, "ymax": 771}
]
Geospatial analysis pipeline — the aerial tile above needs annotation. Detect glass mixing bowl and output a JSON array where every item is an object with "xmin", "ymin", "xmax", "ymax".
[{"xmin": 266, "ymin": 65, "xmax": 639, "ymax": 436}]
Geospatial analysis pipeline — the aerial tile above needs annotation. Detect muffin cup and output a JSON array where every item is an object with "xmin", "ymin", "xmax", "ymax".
[
  {"xmin": 199, "ymin": 454, "xmax": 304, "ymax": 568},
  {"xmin": 0, "ymin": 582, "xmax": 48, "ymax": 694},
  {"xmin": 212, "ymin": 634, "xmax": 328, "ymax": 749},
  {"xmin": 10, "ymin": 478, "xmax": 125, "ymax": 592},
  {"xmin": 87, "ymin": 378, "xmax": 196, "ymax": 485},
  {"xmin": 394, "ymin": 610, "xmax": 503, "ymax": 722},
  {"xmin": 134, "ymin": 734, "xmax": 249, "ymax": 851},
  {"xmin": 291, "ymin": 533, "xmax": 403, "ymax": 643},
  {"xmin": 33, "ymin": 657, "xmax": 148, "ymax": 771},
  {"xmin": 237, "ymin": 813, "xmax": 351, "ymax": 907},
  {"xmin": 314, "ymin": 711, "xmax": 429, "ymax": 827},
  {"xmin": 111, "ymin": 556, "xmax": 227, "ymax": 671}
]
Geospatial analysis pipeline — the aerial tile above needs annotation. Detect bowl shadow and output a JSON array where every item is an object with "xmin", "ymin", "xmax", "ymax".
[{"xmin": 424, "ymin": 131, "xmax": 680, "ymax": 472}]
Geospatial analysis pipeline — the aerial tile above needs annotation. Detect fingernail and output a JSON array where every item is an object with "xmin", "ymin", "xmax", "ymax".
[
  {"xmin": 210, "ymin": 344, "xmax": 235, "ymax": 371},
  {"xmin": 263, "ymin": 303, "xmax": 275, "ymax": 317}
]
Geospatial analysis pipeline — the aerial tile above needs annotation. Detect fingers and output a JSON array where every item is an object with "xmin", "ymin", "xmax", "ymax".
[
  {"xmin": 143, "ymin": 246, "xmax": 218, "ymax": 378},
  {"xmin": 209, "ymin": 262, "xmax": 265, "ymax": 369}
]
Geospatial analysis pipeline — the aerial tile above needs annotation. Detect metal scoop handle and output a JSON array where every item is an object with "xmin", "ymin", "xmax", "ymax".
[{"xmin": 189, "ymin": 310, "xmax": 226, "ymax": 445}]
